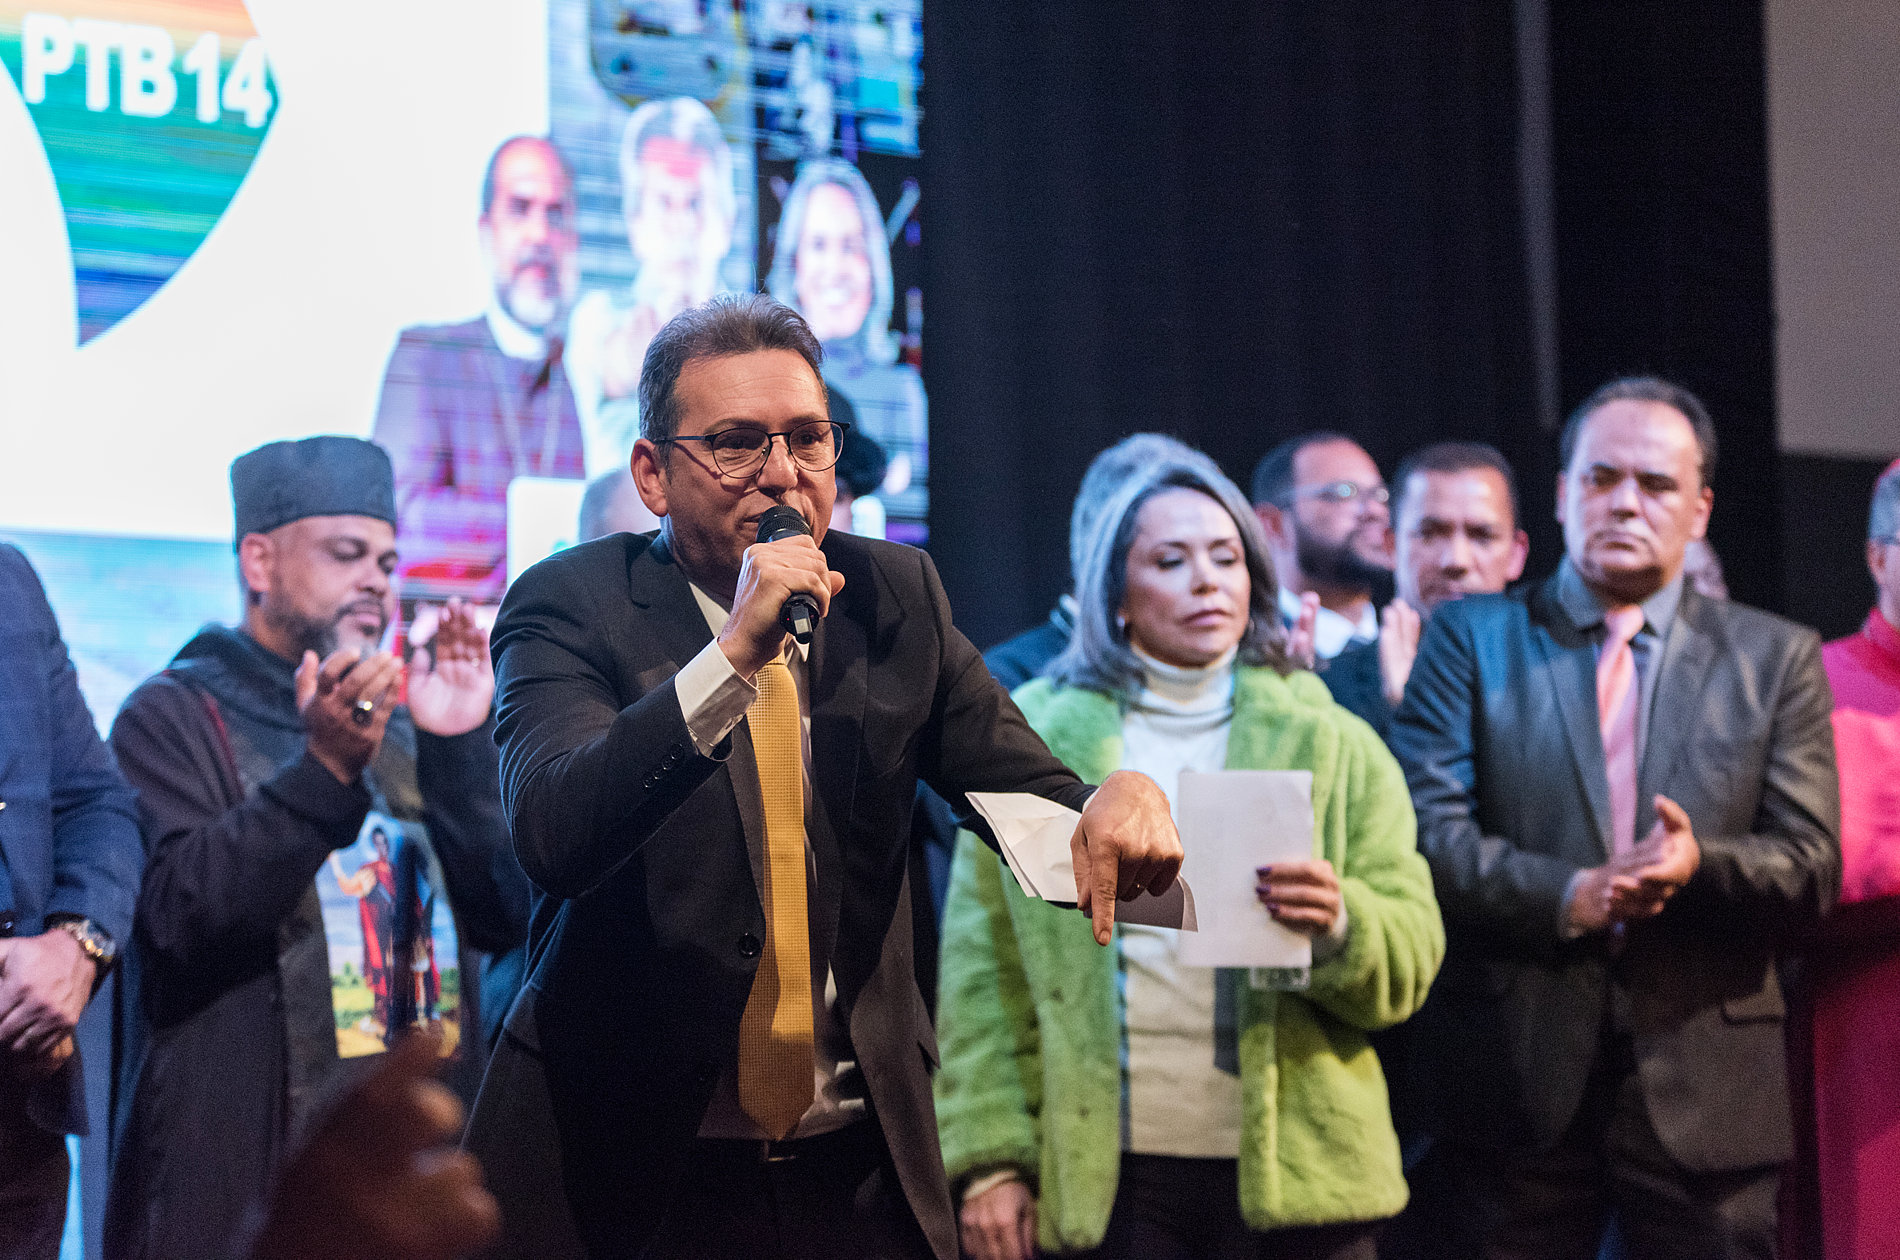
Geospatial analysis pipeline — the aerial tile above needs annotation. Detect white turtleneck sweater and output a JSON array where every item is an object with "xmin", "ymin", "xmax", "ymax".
[{"xmin": 1118, "ymin": 648, "xmax": 1244, "ymax": 1158}]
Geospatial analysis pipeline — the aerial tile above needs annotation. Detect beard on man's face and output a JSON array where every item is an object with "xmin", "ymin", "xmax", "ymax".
[
  {"xmin": 1295, "ymin": 523, "xmax": 1394, "ymax": 599},
  {"xmin": 499, "ymin": 245, "xmax": 570, "ymax": 333},
  {"xmin": 275, "ymin": 598, "xmax": 387, "ymax": 662}
]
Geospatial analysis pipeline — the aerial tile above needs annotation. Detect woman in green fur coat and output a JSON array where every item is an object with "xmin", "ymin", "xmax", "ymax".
[{"xmin": 934, "ymin": 448, "xmax": 1444, "ymax": 1260}]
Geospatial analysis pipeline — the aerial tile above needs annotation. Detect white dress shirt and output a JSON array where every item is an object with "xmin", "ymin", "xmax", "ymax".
[{"xmin": 484, "ymin": 302, "xmax": 549, "ymax": 362}]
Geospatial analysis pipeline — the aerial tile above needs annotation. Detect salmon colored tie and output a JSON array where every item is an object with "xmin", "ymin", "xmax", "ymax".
[
  {"xmin": 735, "ymin": 655, "xmax": 814, "ymax": 1140},
  {"xmin": 1598, "ymin": 605, "xmax": 1646, "ymax": 858}
]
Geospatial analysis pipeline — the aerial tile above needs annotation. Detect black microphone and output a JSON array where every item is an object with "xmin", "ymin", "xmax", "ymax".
[{"xmin": 756, "ymin": 506, "xmax": 820, "ymax": 644}]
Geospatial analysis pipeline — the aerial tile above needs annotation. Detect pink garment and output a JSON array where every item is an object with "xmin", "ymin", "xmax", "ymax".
[
  {"xmin": 1597, "ymin": 606, "xmax": 1644, "ymax": 858},
  {"xmin": 1826, "ymin": 612, "xmax": 1900, "ymax": 903},
  {"xmin": 1802, "ymin": 611, "xmax": 1900, "ymax": 1259}
]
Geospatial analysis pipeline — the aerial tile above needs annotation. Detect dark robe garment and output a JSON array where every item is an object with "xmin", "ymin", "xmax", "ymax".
[{"xmin": 102, "ymin": 625, "xmax": 526, "ymax": 1260}]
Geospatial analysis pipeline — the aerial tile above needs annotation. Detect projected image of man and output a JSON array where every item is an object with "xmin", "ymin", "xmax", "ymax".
[{"xmin": 373, "ymin": 135, "xmax": 587, "ymax": 606}]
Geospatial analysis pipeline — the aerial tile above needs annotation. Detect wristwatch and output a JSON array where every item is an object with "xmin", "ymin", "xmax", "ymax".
[{"xmin": 45, "ymin": 915, "xmax": 117, "ymax": 983}]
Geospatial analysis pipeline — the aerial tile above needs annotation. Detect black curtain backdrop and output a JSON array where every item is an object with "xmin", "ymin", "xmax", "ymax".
[
  {"xmin": 921, "ymin": 0, "xmax": 1804, "ymax": 647},
  {"xmin": 1547, "ymin": 0, "xmax": 1782, "ymax": 614},
  {"xmin": 921, "ymin": 0, "xmax": 1536, "ymax": 648}
]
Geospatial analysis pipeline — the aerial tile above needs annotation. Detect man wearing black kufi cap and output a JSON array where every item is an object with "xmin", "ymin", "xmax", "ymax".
[{"xmin": 102, "ymin": 437, "xmax": 527, "ymax": 1260}]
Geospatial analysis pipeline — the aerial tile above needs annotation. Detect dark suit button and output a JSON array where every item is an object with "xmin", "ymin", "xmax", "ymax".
[{"xmin": 738, "ymin": 933, "xmax": 761, "ymax": 958}]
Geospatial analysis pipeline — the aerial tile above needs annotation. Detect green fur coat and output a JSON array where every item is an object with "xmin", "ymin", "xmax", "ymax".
[{"xmin": 933, "ymin": 665, "xmax": 1443, "ymax": 1250}]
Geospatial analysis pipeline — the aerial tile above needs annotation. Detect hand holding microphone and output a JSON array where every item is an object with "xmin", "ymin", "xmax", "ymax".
[{"xmin": 716, "ymin": 506, "xmax": 846, "ymax": 678}]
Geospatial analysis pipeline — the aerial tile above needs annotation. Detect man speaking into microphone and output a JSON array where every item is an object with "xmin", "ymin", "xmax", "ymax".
[{"xmin": 465, "ymin": 294, "xmax": 1182, "ymax": 1260}]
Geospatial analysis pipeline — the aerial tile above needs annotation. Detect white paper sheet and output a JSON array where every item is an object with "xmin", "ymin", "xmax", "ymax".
[
  {"xmin": 1174, "ymin": 770, "xmax": 1314, "ymax": 968},
  {"xmin": 964, "ymin": 792, "xmax": 1197, "ymax": 930}
]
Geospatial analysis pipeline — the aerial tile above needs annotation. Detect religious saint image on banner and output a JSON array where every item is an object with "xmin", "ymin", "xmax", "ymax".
[{"xmin": 318, "ymin": 811, "xmax": 462, "ymax": 1060}]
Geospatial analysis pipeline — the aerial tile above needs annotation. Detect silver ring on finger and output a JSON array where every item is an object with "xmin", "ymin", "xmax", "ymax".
[{"xmin": 351, "ymin": 698, "xmax": 376, "ymax": 727}]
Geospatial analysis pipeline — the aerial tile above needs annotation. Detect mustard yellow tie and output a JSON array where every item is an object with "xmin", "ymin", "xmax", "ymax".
[{"xmin": 735, "ymin": 655, "xmax": 814, "ymax": 1139}]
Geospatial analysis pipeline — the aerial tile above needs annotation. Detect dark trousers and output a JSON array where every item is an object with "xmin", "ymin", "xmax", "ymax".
[
  {"xmin": 1074, "ymin": 1153, "xmax": 1384, "ymax": 1260},
  {"xmin": 1406, "ymin": 1035, "xmax": 1780, "ymax": 1260},
  {"xmin": 643, "ymin": 1120, "xmax": 934, "ymax": 1260},
  {"xmin": 0, "ymin": 1085, "xmax": 69, "ymax": 1260}
]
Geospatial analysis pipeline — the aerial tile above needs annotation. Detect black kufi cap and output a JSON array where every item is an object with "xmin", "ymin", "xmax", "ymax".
[{"xmin": 231, "ymin": 436, "xmax": 397, "ymax": 539}]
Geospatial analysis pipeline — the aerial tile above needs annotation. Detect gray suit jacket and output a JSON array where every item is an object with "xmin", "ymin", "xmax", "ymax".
[
  {"xmin": 1388, "ymin": 571, "xmax": 1840, "ymax": 1172},
  {"xmin": 464, "ymin": 530, "xmax": 1091, "ymax": 1259}
]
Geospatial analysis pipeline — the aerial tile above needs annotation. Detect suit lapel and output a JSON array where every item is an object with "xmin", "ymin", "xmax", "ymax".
[
  {"xmin": 624, "ymin": 534, "xmax": 715, "ymax": 678},
  {"xmin": 1639, "ymin": 588, "xmax": 1719, "ymax": 812},
  {"xmin": 806, "ymin": 537, "xmax": 869, "ymax": 981},
  {"xmin": 1531, "ymin": 576, "xmax": 1615, "ymax": 859},
  {"xmin": 627, "ymin": 534, "xmax": 766, "ymax": 899}
]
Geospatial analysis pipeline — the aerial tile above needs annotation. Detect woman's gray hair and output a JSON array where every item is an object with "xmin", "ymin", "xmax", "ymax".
[{"xmin": 1046, "ymin": 447, "xmax": 1292, "ymax": 698}]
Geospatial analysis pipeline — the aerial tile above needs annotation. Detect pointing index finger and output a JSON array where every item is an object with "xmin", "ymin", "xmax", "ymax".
[{"xmin": 1090, "ymin": 832, "xmax": 1120, "ymax": 946}]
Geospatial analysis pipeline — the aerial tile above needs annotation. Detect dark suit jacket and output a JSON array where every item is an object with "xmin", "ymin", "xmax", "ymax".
[
  {"xmin": 1388, "ymin": 571, "xmax": 1839, "ymax": 1174},
  {"xmin": 0, "ymin": 544, "xmax": 142, "ymax": 1135},
  {"xmin": 466, "ymin": 530, "xmax": 1092, "ymax": 1259},
  {"xmin": 984, "ymin": 606, "xmax": 1072, "ymax": 691},
  {"xmin": 1316, "ymin": 639, "xmax": 1392, "ymax": 739}
]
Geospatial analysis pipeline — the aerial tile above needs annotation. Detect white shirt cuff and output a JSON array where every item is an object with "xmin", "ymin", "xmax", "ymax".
[
  {"xmin": 960, "ymin": 1168, "xmax": 1024, "ymax": 1204},
  {"xmin": 1557, "ymin": 869, "xmax": 1589, "ymax": 940},
  {"xmin": 1313, "ymin": 900, "xmax": 1351, "ymax": 963},
  {"xmin": 675, "ymin": 639, "xmax": 758, "ymax": 756}
]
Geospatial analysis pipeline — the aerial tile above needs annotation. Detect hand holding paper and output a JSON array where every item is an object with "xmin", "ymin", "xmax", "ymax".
[
  {"xmin": 967, "ymin": 779, "xmax": 1194, "ymax": 940},
  {"xmin": 1177, "ymin": 770, "xmax": 1317, "ymax": 969},
  {"xmin": 1071, "ymin": 771, "xmax": 1185, "ymax": 944}
]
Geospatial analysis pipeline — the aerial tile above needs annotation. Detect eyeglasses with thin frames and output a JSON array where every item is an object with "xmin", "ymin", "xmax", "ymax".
[
  {"xmin": 658, "ymin": 420, "xmax": 851, "ymax": 479},
  {"xmin": 1282, "ymin": 480, "xmax": 1390, "ymax": 509}
]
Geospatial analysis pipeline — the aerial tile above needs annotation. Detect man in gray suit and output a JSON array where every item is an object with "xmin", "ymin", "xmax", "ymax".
[{"xmin": 1389, "ymin": 377, "xmax": 1839, "ymax": 1258}]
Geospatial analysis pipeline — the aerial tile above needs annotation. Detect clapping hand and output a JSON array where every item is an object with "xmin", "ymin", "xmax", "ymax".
[
  {"xmin": 1378, "ymin": 597, "xmax": 1422, "ymax": 707},
  {"xmin": 1606, "ymin": 795, "xmax": 1700, "ymax": 922},
  {"xmin": 408, "ymin": 600, "xmax": 495, "ymax": 737},
  {"xmin": 1285, "ymin": 591, "xmax": 1320, "ymax": 670},
  {"xmin": 1565, "ymin": 794, "xmax": 1702, "ymax": 935},
  {"xmin": 296, "ymin": 647, "xmax": 401, "ymax": 784}
]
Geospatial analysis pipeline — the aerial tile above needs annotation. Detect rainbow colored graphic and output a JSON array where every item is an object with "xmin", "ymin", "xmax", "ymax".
[{"xmin": 0, "ymin": 1, "xmax": 275, "ymax": 342}]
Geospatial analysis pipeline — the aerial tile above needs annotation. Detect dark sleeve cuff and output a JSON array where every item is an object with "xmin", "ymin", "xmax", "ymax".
[
  {"xmin": 260, "ymin": 752, "xmax": 373, "ymax": 846},
  {"xmin": 414, "ymin": 724, "xmax": 495, "ymax": 783}
]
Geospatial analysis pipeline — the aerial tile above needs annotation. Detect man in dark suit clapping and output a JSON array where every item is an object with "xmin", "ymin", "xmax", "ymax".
[
  {"xmin": 464, "ymin": 293, "xmax": 1182, "ymax": 1260},
  {"xmin": 1390, "ymin": 378, "xmax": 1840, "ymax": 1258}
]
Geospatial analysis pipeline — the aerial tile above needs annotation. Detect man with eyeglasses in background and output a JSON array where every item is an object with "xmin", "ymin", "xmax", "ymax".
[
  {"xmin": 464, "ymin": 293, "xmax": 1182, "ymax": 1260},
  {"xmin": 1251, "ymin": 432, "xmax": 1396, "ymax": 732}
]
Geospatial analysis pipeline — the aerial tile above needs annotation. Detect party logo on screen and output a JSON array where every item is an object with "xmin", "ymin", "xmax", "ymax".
[{"xmin": 0, "ymin": 1, "xmax": 275, "ymax": 343}]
